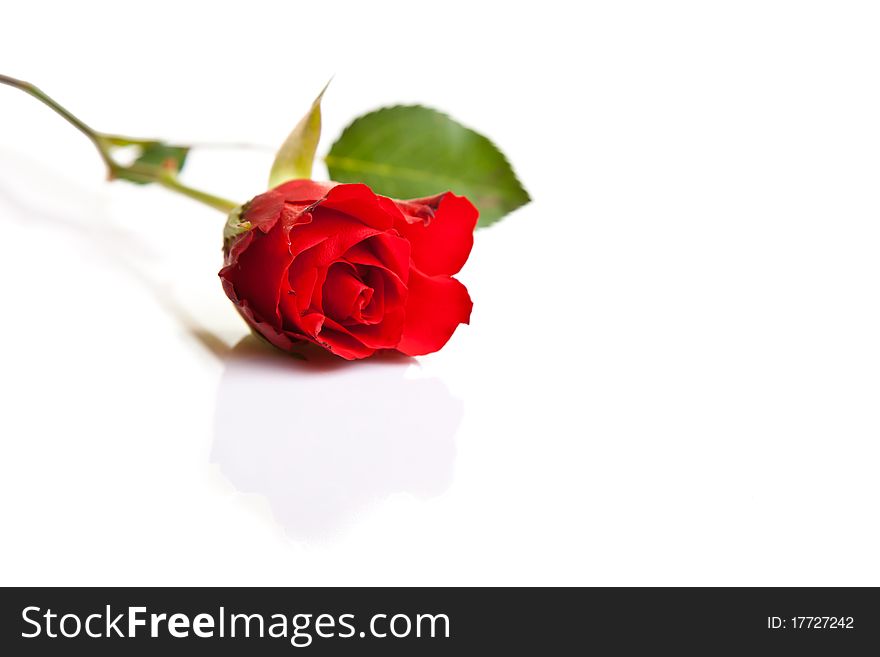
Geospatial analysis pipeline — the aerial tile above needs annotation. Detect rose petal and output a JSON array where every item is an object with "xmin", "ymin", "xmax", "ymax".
[
  {"xmin": 320, "ymin": 183, "xmax": 404, "ymax": 230},
  {"xmin": 272, "ymin": 179, "xmax": 338, "ymax": 203},
  {"xmin": 348, "ymin": 305, "xmax": 405, "ymax": 349},
  {"xmin": 283, "ymin": 259, "xmax": 319, "ymax": 316},
  {"xmin": 316, "ymin": 317, "xmax": 376, "ymax": 360},
  {"xmin": 353, "ymin": 267, "xmax": 385, "ymax": 325},
  {"xmin": 343, "ymin": 232, "xmax": 411, "ymax": 283},
  {"xmin": 231, "ymin": 300, "xmax": 301, "ymax": 352},
  {"xmin": 219, "ymin": 220, "xmax": 292, "ymax": 327},
  {"xmin": 242, "ymin": 189, "xmax": 286, "ymax": 231},
  {"xmin": 396, "ymin": 267, "xmax": 472, "ymax": 356},
  {"xmin": 393, "ymin": 192, "xmax": 478, "ymax": 276},
  {"xmin": 278, "ymin": 256, "xmax": 329, "ymax": 336},
  {"xmin": 289, "ymin": 209, "xmax": 383, "ymax": 268},
  {"xmin": 322, "ymin": 262, "xmax": 369, "ymax": 322}
]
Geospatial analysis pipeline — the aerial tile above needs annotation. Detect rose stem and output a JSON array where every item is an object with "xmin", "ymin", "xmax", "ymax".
[{"xmin": 0, "ymin": 73, "xmax": 239, "ymax": 213}]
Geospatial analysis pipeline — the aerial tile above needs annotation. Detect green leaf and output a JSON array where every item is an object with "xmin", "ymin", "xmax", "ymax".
[
  {"xmin": 325, "ymin": 105, "xmax": 529, "ymax": 227},
  {"xmin": 135, "ymin": 142, "xmax": 189, "ymax": 172},
  {"xmin": 114, "ymin": 141, "xmax": 190, "ymax": 185},
  {"xmin": 268, "ymin": 82, "xmax": 329, "ymax": 187}
]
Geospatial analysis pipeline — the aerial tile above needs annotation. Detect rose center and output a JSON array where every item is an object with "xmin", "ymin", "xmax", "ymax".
[{"xmin": 322, "ymin": 262, "xmax": 379, "ymax": 325}]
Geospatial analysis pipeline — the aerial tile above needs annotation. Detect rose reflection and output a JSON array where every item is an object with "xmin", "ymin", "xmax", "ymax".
[{"xmin": 211, "ymin": 336, "xmax": 460, "ymax": 539}]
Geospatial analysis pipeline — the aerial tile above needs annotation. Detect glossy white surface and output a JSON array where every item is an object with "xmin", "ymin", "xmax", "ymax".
[{"xmin": 2, "ymin": 1, "xmax": 880, "ymax": 585}]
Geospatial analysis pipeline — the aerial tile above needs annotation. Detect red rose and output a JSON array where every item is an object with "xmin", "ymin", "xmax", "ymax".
[{"xmin": 219, "ymin": 180, "xmax": 477, "ymax": 360}]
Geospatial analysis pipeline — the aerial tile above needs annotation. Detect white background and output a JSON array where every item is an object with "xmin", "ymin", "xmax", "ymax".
[{"xmin": 1, "ymin": 1, "xmax": 879, "ymax": 586}]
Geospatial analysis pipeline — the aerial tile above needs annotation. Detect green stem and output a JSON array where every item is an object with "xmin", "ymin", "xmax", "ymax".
[
  {"xmin": 0, "ymin": 73, "xmax": 116, "ymax": 171},
  {"xmin": 154, "ymin": 174, "xmax": 238, "ymax": 213},
  {"xmin": 0, "ymin": 73, "xmax": 238, "ymax": 214}
]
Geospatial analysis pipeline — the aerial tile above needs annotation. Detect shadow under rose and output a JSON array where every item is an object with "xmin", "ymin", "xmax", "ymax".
[{"xmin": 211, "ymin": 336, "xmax": 461, "ymax": 540}]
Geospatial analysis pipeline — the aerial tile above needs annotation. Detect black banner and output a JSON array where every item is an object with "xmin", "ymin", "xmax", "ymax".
[{"xmin": 1, "ymin": 587, "xmax": 877, "ymax": 654}]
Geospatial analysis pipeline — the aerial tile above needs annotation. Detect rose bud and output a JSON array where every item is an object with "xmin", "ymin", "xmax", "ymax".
[{"xmin": 219, "ymin": 180, "xmax": 478, "ymax": 360}]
